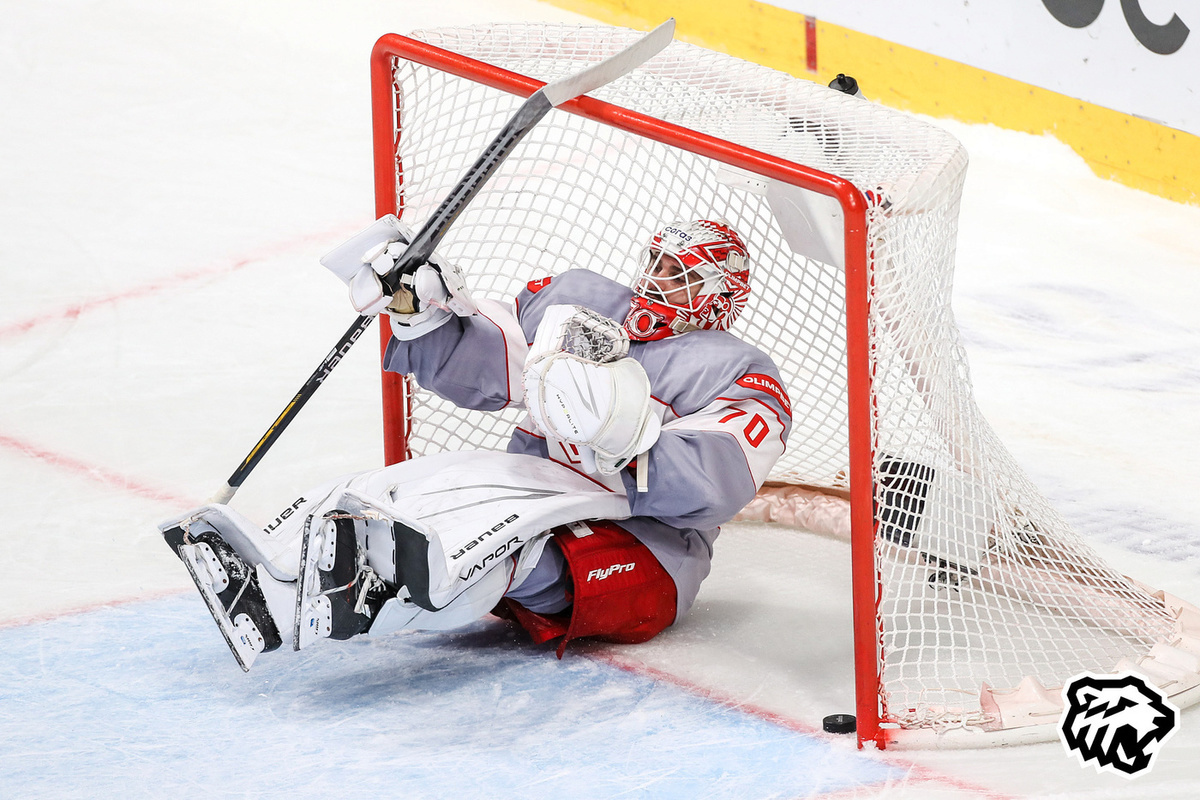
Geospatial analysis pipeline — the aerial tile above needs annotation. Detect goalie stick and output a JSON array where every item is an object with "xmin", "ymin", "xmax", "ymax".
[{"xmin": 208, "ymin": 19, "xmax": 676, "ymax": 505}]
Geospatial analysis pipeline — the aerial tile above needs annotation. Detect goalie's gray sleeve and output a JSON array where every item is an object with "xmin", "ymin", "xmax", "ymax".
[{"xmin": 382, "ymin": 298, "xmax": 525, "ymax": 411}]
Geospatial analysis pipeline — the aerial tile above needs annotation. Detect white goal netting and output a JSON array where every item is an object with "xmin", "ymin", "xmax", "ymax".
[{"xmin": 378, "ymin": 24, "xmax": 1200, "ymax": 746}]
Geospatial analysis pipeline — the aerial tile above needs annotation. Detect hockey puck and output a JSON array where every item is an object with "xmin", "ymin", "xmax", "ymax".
[{"xmin": 822, "ymin": 713, "xmax": 856, "ymax": 734}]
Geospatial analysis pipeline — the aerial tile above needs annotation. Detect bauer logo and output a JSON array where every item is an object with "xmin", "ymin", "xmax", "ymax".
[
  {"xmin": 1059, "ymin": 672, "xmax": 1179, "ymax": 778},
  {"xmin": 449, "ymin": 514, "xmax": 520, "ymax": 561},
  {"xmin": 263, "ymin": 497, "xmax": 306, "ymax": 535}
]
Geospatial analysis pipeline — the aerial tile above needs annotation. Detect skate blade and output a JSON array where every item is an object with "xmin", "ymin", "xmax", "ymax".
[
  {"xmin": 292, "ymin": 518, "xmax": 333, "ymax": 651},
  {"xmin": 179, "ymin": 543, "xmax": 264, "ymax": 672},
  {"xmin": 295, "ymin": 595, "xmax": 333, "ymax": 650}
]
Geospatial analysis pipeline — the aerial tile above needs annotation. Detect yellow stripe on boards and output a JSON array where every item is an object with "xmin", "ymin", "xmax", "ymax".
[
  {"xmin": 544, "ymin": 0, "xmax": 812, "ymax": 76},
  {"xmin": 817, "ymin": 21, "xmax": 1199, "ymax": 206},
  {"xmin": 543, "ymin": 0, "xmax": 1200, "ymax": 206}
]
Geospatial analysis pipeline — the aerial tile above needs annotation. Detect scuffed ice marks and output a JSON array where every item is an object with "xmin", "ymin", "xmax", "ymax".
[
  {"xmin": 958, "ymin": 282, "xmax": 1200, "ymax": 393},
  {"xmin": 1038, "ymin": 481, "xmax": 1200, "ymax": 569},
  {"xmin": 286, "ymin": 621, "xmax": 664, "ymax": 745},
  {"xmin": 0, "ymin": 598, "xmax": 901, "ymax": 799}
]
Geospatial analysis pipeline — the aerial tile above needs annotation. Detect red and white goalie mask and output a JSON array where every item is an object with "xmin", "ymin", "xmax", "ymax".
[{"xmin": 623, "ymin": 220, "xmax": 751, "ymax": 342}]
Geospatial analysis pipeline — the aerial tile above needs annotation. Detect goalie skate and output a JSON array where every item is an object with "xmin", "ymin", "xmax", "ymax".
[
  {"xmin": 167, "ymin": 527, "xmax": 283, "ymax": 672},
  {"xmin": 293, "ymin": 511, "xmax": 390, "ymax": 650}
]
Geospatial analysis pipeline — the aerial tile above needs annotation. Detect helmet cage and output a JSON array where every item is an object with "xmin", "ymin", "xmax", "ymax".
[
  {"xmin": 635, "ymin": 245, "xmax": 727, "ymax": 313},
  {"xmin": 626, "ymin": 220, "xmax": 750, "ymax": 340}
]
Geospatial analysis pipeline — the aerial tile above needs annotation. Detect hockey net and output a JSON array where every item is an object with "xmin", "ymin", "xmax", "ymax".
[{"xmin": 370, "ymin": 24, "xmax": 1200, "ymax": 748}]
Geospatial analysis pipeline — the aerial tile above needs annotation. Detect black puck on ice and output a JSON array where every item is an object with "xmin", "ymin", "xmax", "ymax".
[{"xmin": 822, "ymin": 713, "xmax": 857, "ymax": 734}]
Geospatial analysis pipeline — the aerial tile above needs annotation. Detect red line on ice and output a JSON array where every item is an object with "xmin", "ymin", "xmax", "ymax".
[
  {"xmin": 0, "ymin": 588, "xmax": 190, "ymax": 631},
  {"xmin": 0, "ymin": 430, "xmax": 200, "ymax": 629},
  {"xmin": 595, "ymin": 652, "xmax": 1015, "ymax": 800},
  {"xmin": 0, "ymin": 261, "xmax": 248, "ymax": 339},
  {"xmin": 0, "ymin": 431, "xmax": 197, "ymax": 508},
  {"xmin": 0, "ymin": 224, "xmax": 358, "ymax": 341},
  {"xmin": 0, "ymin": 228, "xmax": 365, "ymax": 628}
]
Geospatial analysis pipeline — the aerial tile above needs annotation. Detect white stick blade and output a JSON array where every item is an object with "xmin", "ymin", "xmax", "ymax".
[{"xmin": 541, "ymin": 18, "xmax": 675, "ymax": 107}]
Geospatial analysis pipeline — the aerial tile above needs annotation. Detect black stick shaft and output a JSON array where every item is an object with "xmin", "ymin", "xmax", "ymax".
[
  {"xmin": 210, "ymin": 314, "xmax": 373, "ymax": 503},
  {"xmin": 210, "ymin": 22, "xmax": 674, "ymax": 504},
  {"xmin": 380, "ymin": 97, "xmax": 552, "ymax": 295},
  {"xmin": 213, "ymin": 92, "xmax": 562, "ymax": 505}
]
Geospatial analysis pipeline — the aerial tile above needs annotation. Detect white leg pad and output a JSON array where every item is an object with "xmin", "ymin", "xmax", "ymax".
[
  {"xmin": 369, "ymin": 557, "xmax": 509, "ymax": 635},
  {"xmin": 159, "ymin": 503, "xmax": 304, "ymax": 582},
  {"xmin": 369, "ymin": 534, "xmax": 551, "ymax": 636}
]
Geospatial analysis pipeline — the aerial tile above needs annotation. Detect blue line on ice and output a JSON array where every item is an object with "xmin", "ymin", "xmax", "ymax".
[{"xmin": 0, "ymin": 595, "xmax": 898, "ymax": 799}]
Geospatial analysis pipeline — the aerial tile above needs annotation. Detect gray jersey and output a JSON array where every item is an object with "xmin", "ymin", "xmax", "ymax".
[{"xmin": 384, "ymin": 270, "xmax": 793, "ymax": 619}]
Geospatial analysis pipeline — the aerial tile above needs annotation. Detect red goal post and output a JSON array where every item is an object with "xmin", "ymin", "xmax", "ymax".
[
  {"xmin": 368, "ymin": 30, "xmax": 883, "ymax": 746},
  {"xmin": 366, "ymin": 25, "xmax": 1200, "ymax": 750}
]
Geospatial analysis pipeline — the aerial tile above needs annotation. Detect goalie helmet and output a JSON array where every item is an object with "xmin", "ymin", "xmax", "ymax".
[{"xmin": 623, "ymin": 220, "xmax": 751, "ymax": 342}]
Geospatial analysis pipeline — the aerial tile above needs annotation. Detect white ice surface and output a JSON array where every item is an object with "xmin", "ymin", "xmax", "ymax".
[{"xmin": 2, "ymin": 1, "xmax": 1198, "ymax": 797}]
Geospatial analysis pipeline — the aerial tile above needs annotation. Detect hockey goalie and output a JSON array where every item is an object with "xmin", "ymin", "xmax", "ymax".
[{"xmin": 160, "ymin": 217, "xmax": 792, "ymax": 671}]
